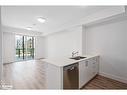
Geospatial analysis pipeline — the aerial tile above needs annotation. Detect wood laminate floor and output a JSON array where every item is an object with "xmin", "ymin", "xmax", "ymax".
[
  {"xmin": 2, "ymin": 60, "xmax": 127, "ymax": 89},
  {"xmin": 83, "ymin": 75, "xmax": 127, "ymax": 89},
  {"xmin": 3, "ymin": 60, "xmax": 47, "ymax": 89}
]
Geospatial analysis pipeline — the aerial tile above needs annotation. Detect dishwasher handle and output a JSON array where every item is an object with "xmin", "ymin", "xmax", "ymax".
[
  {"xmin": 63, "ymin": 63, "xmax": 78, "ymax": 71},
  {"xmin": 70, "ymin": 66, "xmax": 75, "ymax": 70}
]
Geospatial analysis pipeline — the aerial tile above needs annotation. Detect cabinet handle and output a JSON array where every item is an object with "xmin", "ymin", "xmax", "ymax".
[{"xmin": 70, "ymin": 66, "xmax": 75, "ymax": 70}]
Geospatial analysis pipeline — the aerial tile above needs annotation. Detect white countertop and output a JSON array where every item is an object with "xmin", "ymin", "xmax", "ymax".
[{"xmin": 41, "ymin": 55, "xmax": 99, "ymax": 67}]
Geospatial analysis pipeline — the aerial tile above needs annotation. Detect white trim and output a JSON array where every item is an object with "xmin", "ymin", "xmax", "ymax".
[{"xmin": 99, "ymin": 72, "xmax": 127, "ymax": 84}]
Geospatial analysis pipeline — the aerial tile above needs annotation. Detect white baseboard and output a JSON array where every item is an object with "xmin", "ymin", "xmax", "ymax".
[{"xmin": 99, "ymin": 72, "xmax": 127, "ymax": 84}]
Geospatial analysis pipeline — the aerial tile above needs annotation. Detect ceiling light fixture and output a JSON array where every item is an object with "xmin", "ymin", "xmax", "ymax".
[
  {"xmin": 37, "ymin": 17, "xmax": 46, "ymax": 23},
  {"xmin": 26, "ymin": 27, "xmax": 32, "ymax": 30}
]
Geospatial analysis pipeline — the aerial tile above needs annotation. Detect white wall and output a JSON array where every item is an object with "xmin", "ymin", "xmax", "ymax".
[
  {"xmin": 35, "ymin": 36, "xmax": 46, "ymax": 59},
  {"xmin": 0, "ymin": 6, "xmax": 2, "ymax": 82},
  {"xmin": 45, "ymin": 26, "xmax": 82, "ymax": 58},
  {"xmin": 83, "ymin": 18, "xmax": 127, "ymax": 83},
  {"xmin": 3, "ymin": 32, "xmax": 45, "ymax": 63},
  {"xmin": 2, "ymin": 25, "xmax": 45, "ymax": 63},
  {"xmin": 3, "ymin": 32, "xmax": 15, "ymax": 63}
]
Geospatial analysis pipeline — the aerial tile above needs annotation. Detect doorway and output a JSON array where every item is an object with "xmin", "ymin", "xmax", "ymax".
[{"xmin": 15, "ymin": 35, "xmax": 35, "ymax": 61}]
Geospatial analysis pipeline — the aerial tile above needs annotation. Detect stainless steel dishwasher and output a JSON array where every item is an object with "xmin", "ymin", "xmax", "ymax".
[{"xmin": 63, "ymin": 63, "xmax": 79, "ymax": 89}]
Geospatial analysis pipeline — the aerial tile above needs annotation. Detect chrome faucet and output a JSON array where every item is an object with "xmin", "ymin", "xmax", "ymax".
[{"xmin": 72, "ymin": 51, "xmax": 79, "ymax": 57}]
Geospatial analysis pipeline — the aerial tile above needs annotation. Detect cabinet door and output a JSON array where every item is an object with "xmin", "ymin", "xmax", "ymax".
[
  {"xmin": 92, "ymin": 57, "xmax": 99, "ymax": 76},
  {"xmin": 79, "ymin": 57, "xmax": 99, "ymax": 88},
  {"xmin": 87, "ymin": 59, "xmax": 94, "ymax": 81},
  {"xmin": 88, "ymin": 57, "xmax": 99, "ymax": 79},
  {"xmin": 79, "ymin": 60, "xmax": 88, "ymax": 88}
]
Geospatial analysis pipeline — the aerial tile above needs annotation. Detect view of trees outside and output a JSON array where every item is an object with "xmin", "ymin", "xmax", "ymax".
[{"xmin": 15, "ymin": 35, "xmax": 35, "ymax": 61}]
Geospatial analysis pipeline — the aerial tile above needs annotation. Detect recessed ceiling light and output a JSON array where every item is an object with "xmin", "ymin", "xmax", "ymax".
[
  {"xmin": 26, "ymin": 27, "xmax": 32, "ymax": 30},
  {"xmin": 37, "ymin": 17, "xmax": 46, "ymax": 23}
]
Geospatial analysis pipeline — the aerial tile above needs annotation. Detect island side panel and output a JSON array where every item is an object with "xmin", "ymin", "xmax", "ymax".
[{"xmin": 45, "ymin": 62, "xmax": 63, "ymax": 89}]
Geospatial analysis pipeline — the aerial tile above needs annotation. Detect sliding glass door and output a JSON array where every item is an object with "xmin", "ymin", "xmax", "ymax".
[
  {"xmin": 26, "ymin": 36, "xmax": 35, "ymax": 60},
  {"xmin": 15, "ymin": 35, "xmax": 35, "ymax": 61},
  {"xmin": 15, "ymin": 35, "xmax": 24, "ymax": 61}
]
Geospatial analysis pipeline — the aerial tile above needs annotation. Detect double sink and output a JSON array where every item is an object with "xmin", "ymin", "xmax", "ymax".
[{"xmin": 70, "ymin": 56, "xmax": 86, "ymax": 60}]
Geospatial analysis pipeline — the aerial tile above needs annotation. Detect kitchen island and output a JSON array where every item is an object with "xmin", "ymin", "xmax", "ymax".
[{"xmin": 41, "ymin": 55, "xmax": 99, "ymax": 89}]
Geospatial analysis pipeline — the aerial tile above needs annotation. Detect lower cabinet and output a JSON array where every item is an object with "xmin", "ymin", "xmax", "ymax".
[
  {"xmin": 79, "ymin": 60, "xmax": 88, "ymax": 88},
  {"xmin": 44, "ymin": 56, "xmax": 99, "ymax": 89},
  {"xmin": 92, "ymin": 57, "xmax": 99, "ymax": 77},
  {"xmin": 79, "ymin": 56, "xmax": 99, "ymax": 88}
]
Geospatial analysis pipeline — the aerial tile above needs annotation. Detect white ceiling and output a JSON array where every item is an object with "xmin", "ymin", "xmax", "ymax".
[{"xmin": 1, "ymin": 6, "xmax": 116, "ymax": 35}]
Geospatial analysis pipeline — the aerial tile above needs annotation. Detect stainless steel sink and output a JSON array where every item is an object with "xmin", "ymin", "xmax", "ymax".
[{"xmin": 70, "ymin": 56, "xmax": 86, "ymax": 60}]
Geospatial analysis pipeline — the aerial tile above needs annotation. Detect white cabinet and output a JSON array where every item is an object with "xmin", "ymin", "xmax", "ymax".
[
  {"xmin": 92, "ymin": 57, "xmax": 99, "ymax": 77},
  {"xmin": 87, "ymin": 59, "xmax": 94, "ymax": 81},
  {"xmin": 79, "ymin": 60, "xmax": 88, "ymax": 88},
  {"xmin": 45, "ymin": 62, "xmax": 63, "ymax": 89},
  {"xmin": 87, "ymin": 57, "xmax": 99, "ymax": 79},
  {"xmin": 79, "ymin": 56, "xmax": 99, "ymax": 88}
]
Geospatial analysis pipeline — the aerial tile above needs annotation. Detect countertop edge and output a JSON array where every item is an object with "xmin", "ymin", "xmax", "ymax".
[{"xmin": 41, "ymin": 55, "xmax": 99, "ymax": 67}]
